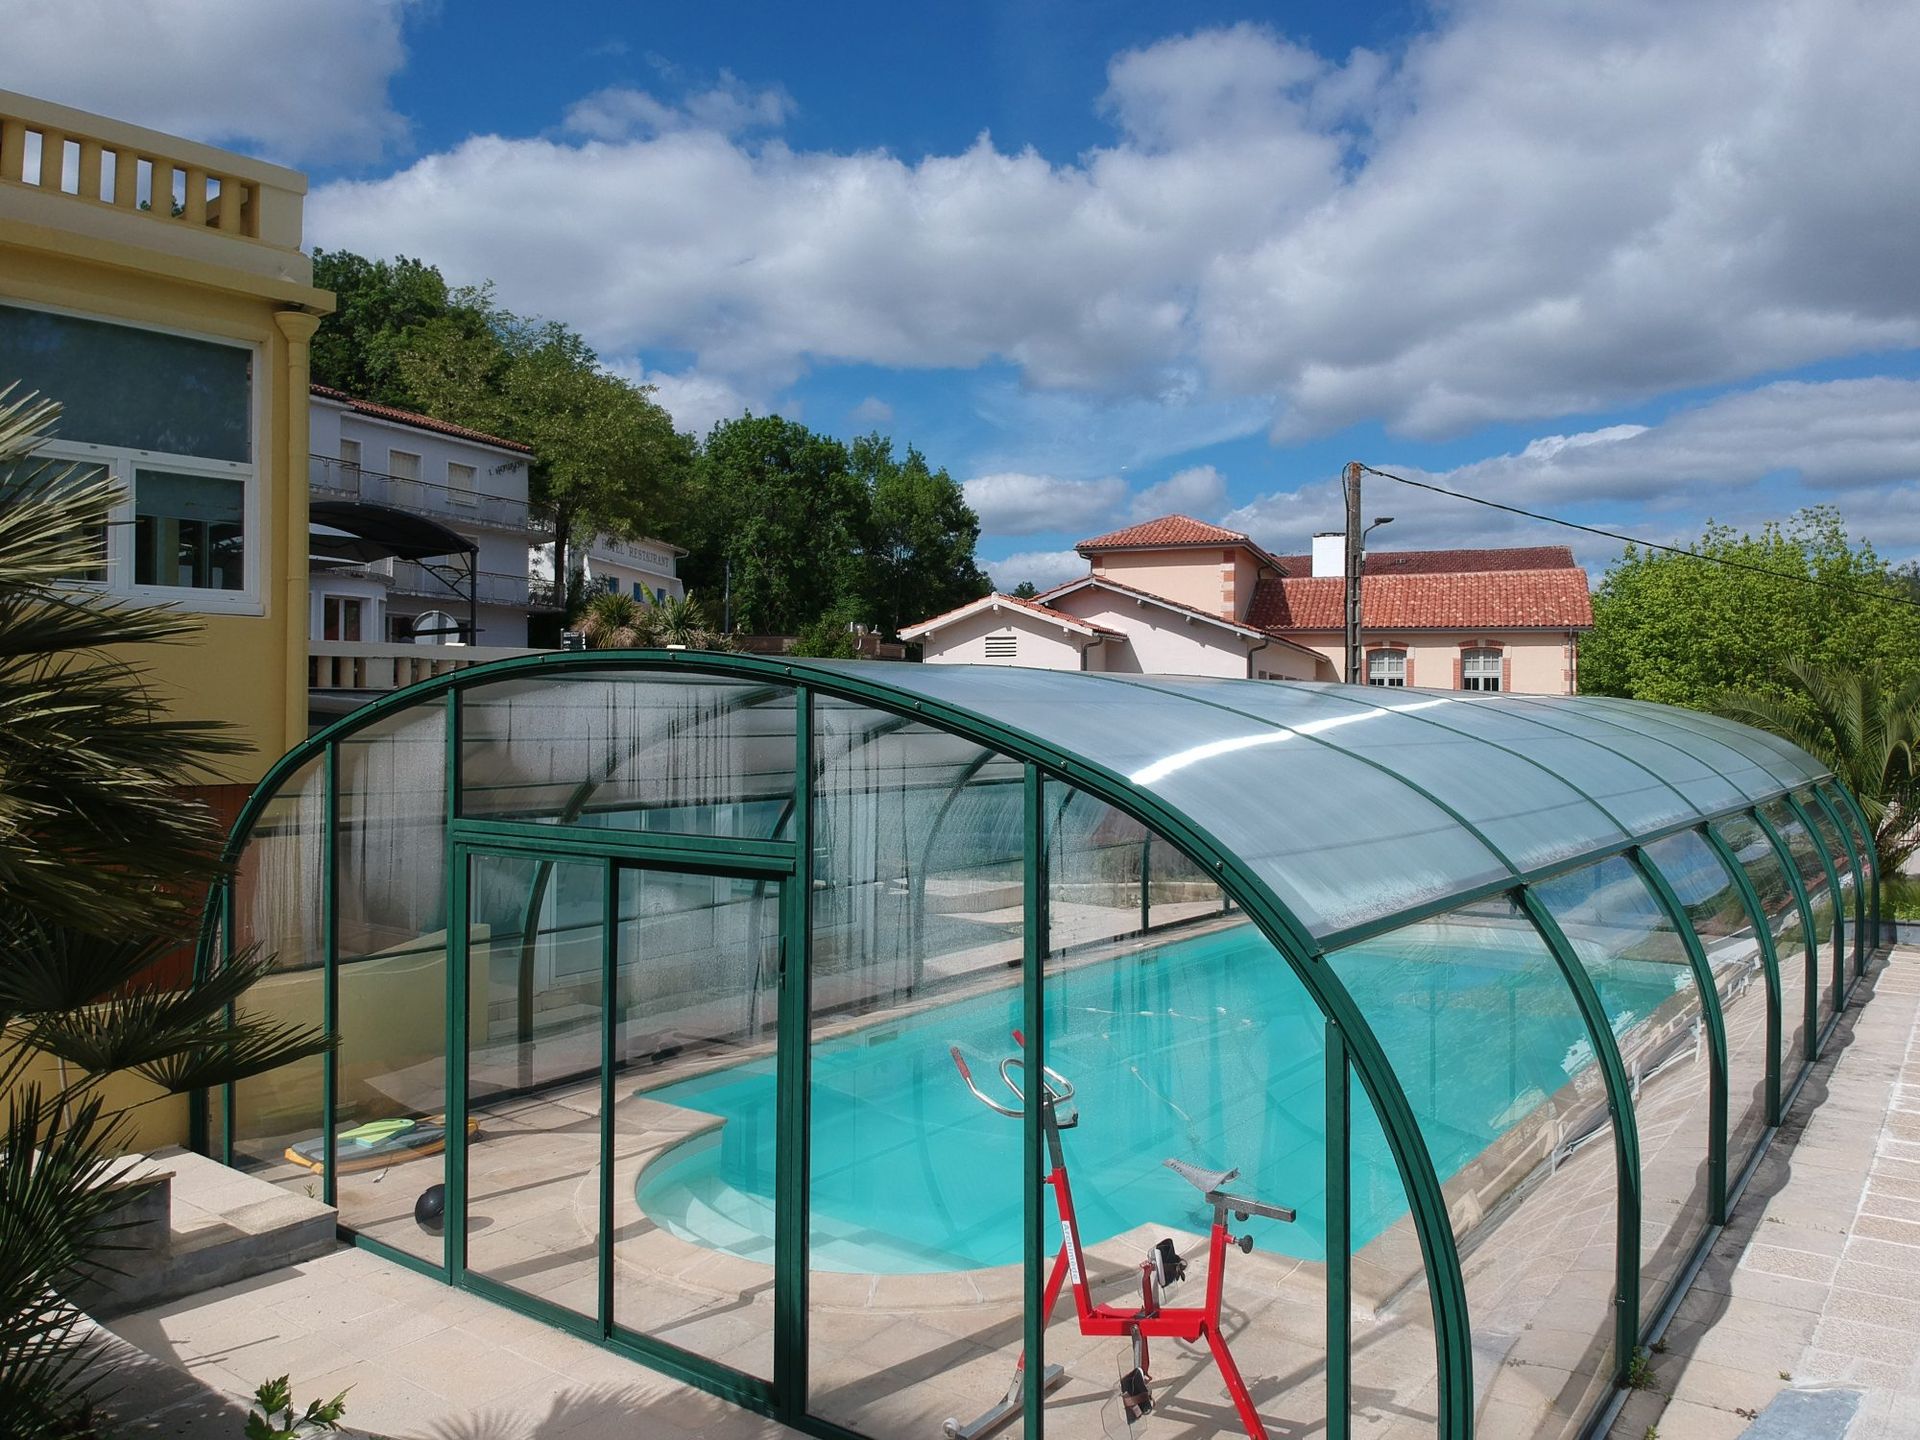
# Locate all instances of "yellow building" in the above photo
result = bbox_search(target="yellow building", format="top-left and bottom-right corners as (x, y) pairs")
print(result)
(0, 88), (333, 813)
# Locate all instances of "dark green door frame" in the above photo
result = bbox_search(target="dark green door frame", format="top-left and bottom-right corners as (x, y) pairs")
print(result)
(1784, 793), (1847, 1020)
(1810, 787), (1867, 982)
(1702, 824), (1785, 1133)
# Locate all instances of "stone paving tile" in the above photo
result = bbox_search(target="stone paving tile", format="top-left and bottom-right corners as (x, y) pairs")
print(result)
(1613, 946), (1920, 1440)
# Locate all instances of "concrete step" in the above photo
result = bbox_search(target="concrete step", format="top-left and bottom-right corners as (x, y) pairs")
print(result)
(76, 1145), (338, 1318)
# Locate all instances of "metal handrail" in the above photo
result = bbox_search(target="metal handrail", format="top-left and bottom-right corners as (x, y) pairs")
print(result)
(309, 454), (553, 536)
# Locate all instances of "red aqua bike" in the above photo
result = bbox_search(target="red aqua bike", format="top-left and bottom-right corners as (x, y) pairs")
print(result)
(946, 1032), (1294, 1440)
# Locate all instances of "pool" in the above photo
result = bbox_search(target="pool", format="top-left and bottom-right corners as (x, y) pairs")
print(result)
(635, 922), (1680, 1274)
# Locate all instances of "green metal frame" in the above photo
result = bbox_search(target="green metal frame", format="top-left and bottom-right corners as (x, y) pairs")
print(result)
(1630, 850), (1730, 1226)
(1809, 787), (1867, 978)
(1518, 888), (1642, 1383)
(1783, 792), (1846, 1021)
(1751, 807), (1822, 1067)
(193, 650), (1876, 1440)
(1701, 823), (1785, 1224)
(1828, 782), (1882, 956)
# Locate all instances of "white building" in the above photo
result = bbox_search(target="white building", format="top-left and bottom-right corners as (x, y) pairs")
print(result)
(532, 532), (687, 611)
(306, 386), (556, 720)
(904, 515), (1592, 692)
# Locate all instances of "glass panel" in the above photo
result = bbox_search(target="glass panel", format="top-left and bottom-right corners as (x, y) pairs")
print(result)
(465, 852), (605, 1323)
(134, 469), (244, 590)
(0, 302), (253, 461)
(1534, 858), (1708, 1327)
(1642, 830), (1768, 1179)
(1349, 1072), (1439, 1438)
(804, 704), (1030, 1435)
(1331, 896), (1615, 1440)
(615, 866), (780, 1379)
(1763, 800), (1837, 1022)
(1047, 786), (1148, 953)
(855, 664), (1510, 937)
(1824, 784), (1876, 952)
(1491, 695), (1748, 816)
(1109, 679), (1626, 874)
(460, 672), (795, 836)
(1568, 697), (1786, 803)
(1803, 794), (1858, 973)
(334, 706), (449, 1263)
(228, 759), (326, 1190)
(1715, 815), (1810, 1079)
(1423, 692), (1698, 836)
(1042, 781), (1329, 1439)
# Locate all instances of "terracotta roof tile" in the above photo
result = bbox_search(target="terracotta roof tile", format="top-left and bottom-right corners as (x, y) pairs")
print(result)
(1038, 573), (1319, 653)
(1076, 515), (1252, 552)
(1269, 545), (1578, 577)
(1246, 569), (1593, 632)
(311, 384), (534, 455)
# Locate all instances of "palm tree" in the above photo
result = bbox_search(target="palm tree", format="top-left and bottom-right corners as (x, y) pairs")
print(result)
(1714, 658), (1920, 873)
(647, 591), (728, 650)
(0, 388), (334, 1434)
(576, 587), (647, 649)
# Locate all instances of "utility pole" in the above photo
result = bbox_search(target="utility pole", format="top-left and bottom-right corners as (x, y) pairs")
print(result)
(1343, 461), (1363, 683)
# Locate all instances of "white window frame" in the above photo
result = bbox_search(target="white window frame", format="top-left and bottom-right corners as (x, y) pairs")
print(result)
(1462, 647), (1503, 692)
(15, 301), (263, 616)
(1366, 649), (1407, 687)
(446, 460), (477, 505)
(387, 448), (421, 482)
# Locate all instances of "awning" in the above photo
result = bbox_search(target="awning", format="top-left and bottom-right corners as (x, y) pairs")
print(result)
(309, 500), (479, 565)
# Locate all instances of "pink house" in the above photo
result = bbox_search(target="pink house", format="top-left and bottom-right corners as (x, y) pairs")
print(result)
(901, 515), (1593, 693)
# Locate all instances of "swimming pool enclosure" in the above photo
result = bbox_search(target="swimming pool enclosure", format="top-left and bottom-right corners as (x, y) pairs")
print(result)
(201, 655), (1883, 1440)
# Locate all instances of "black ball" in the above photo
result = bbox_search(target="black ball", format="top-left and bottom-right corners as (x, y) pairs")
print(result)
(415, 1183), (446, 1233)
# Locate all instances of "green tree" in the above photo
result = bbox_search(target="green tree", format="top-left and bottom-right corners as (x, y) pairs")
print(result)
(1715, 660), (1920, 872)
(1011, 581), (1040, 600)
(1583, 508), (1920, 709)
(309, 251), (465, 406)
(850, 433), (990, 637)
(393, 301), (690, 591)
(0, 391), (332, 1433)
(681, 415), (866, 634)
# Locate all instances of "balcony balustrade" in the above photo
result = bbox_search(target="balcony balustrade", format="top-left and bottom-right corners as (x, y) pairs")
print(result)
(310, 454), (553, 536)
(1, 89), (308, 280)
(309, 640), (543, 695)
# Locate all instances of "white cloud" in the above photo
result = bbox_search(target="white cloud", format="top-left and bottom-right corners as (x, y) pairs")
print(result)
(848, 396), (894, 428)
(963, 473), (1128, 536)
(0, 0), (413, 166)
(1129, 464), (1226, 521)
(600, 358), (758, 436)
(305, 4), (1920, 439)
(986, 550), (1088, 592)
(565, 72), (794, 141)
(1225, 375), (1920, 571)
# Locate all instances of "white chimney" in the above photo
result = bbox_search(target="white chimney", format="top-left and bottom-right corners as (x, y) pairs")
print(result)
(1311, 532), (1344, 579)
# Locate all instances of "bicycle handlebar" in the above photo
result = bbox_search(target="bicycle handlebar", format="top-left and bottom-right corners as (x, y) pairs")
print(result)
(949, 1035), (1077, 1118)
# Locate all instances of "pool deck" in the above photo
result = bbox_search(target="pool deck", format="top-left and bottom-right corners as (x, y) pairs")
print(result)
(102, 943), (1920, 1439)
(1609, 942), (1920, 1440)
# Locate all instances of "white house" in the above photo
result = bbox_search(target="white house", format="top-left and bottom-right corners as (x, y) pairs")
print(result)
(308, 385), (556, 649)
(531, 532), (687, 610)
(905, 515), (1593, 692)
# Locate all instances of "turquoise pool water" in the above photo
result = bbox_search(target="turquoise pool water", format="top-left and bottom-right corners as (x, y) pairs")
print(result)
(635, 924), (1680, 1274)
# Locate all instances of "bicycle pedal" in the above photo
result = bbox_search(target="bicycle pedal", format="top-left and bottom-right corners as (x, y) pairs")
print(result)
(1119, 1367), (1153, 1421)
(1150, 1236), (1187, 1287)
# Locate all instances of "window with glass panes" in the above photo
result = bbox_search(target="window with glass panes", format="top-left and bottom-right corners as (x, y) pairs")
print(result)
(1, 302), (256, 607)
(1461, 647), (1502, 691)
(1367, 649), (1406, 686)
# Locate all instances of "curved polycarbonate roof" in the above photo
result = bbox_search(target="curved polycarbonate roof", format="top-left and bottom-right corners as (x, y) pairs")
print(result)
(798, 663), (1837, 940)
(249, 656), (1839, 946)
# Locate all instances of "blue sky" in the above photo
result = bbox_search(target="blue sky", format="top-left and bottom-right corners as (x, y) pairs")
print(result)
(9, 0), (1920, 589)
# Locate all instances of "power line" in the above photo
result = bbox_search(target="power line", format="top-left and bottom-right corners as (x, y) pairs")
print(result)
(1357, 463), (1920, 613)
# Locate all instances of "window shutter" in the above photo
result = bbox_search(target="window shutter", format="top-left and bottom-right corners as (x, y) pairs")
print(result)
(1452, 657), (1463, 689)
(1502, 656), (1513, 690)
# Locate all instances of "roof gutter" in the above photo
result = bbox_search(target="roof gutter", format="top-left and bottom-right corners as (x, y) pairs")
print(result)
(1245, 631), (1271, 679)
